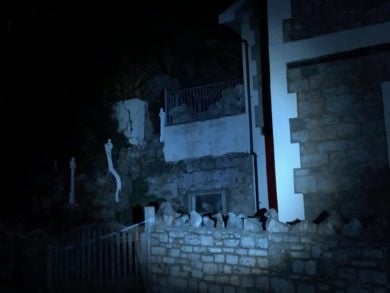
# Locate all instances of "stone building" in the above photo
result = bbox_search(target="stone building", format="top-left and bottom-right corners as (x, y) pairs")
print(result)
(219, 0), (390, 222)
(114, 0), (389, 224)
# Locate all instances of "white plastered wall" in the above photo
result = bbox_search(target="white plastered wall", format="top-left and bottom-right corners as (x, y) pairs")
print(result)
(162, 114), (249, 162)
(113, 98), (147, 145)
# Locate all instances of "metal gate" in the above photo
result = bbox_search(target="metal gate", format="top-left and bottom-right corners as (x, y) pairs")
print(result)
(47, 223), (144, 292)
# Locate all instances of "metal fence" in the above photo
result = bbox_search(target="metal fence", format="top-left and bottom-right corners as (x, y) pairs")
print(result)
(164, 78), (245, 125)
(47, 223), (144, 292)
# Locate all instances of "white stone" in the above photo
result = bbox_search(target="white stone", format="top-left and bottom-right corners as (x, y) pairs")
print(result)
(226, 212), (244, 229)
(156, 201), (179, 226)
(190, 210), (202, 228)
(214, 213), (225, 228)
(243, 218), (262, 232)
(112, 98), (153, 145)
(266, 217), (290, 233)
(290, 220), (318, 233)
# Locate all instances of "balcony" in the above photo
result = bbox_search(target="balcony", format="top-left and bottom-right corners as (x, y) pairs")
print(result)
(164, 78), (245, 126)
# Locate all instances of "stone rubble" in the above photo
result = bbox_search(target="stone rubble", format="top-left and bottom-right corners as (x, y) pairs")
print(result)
(189, 210), (202, 228)
(154, 201), (375, 239)
(155, 201), (180, 226)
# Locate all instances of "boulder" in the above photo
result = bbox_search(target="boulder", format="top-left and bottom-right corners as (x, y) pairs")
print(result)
(156, 201), (179, 226)
(265, 209), (290, 232)
(226, 212), (244, 229)
(318, 222), (336, 235)
(173, 214), (190, 227)
(202, 216), (215, 228)
(266, 217), (290, 233)
(243, 218), (262, 232)
(190, 210), (202, 228)
(290, 220), (318, 233)
(327, 211), (344, 231)
(213, 213), (225, 228)
(342, 218), (362, 237)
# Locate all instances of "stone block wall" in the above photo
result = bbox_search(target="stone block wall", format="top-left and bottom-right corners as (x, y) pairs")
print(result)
(149, 225), (389, 292)
(287, 50), (390, 220)
(118, 143), (255, 215)
(284, 0), (390, 41)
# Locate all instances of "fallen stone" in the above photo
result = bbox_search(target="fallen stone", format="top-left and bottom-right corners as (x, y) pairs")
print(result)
(202, 216), (215, 228)
(266, 217), (290, 233)
(342, 218), (362, 237)
(226, 212), (244, 229)
(156, 201), (179, 226)
(266, 209), (279, 221)
(190, 210), (202, 228)
(327, 211), (344, 231)
(173, 214), (190, 227)
(290, 220), (318, 233)
(243, 218), (262, 232)
(317, 222), (336, 235)
(265, 209), (289, 232)
(213, 213), (225, 228)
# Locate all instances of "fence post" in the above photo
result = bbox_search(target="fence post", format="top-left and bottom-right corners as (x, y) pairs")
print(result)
(144, 206), (155, 233)
(141, 206), (155, 292)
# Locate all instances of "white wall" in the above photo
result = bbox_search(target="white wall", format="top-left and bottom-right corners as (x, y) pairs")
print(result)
(162, 114), (249, 162)
(268, 0), (304, 222)
(113, 98), (147, 145)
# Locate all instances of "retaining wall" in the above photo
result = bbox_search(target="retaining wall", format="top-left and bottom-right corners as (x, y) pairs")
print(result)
(149, 225), (389, 292)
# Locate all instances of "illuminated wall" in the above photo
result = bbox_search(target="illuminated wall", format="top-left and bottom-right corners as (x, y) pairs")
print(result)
(162, 114), (249, 162)
(112, 98), (153, 145)
(149, 225), (389, 292)
(267, 0), (390, 222)
(289, 51), (390, 220)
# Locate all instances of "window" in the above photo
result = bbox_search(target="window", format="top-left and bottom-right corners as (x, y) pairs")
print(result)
(188, 190), (227, 215)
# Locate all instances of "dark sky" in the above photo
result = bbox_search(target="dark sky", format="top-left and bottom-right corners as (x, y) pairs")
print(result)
(2, 0), (235, 168)
(1, 0), (237, 223)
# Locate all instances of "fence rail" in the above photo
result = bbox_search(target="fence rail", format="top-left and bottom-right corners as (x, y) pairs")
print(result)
(47, 223), (144, 292)
(164, 78), (245, 125)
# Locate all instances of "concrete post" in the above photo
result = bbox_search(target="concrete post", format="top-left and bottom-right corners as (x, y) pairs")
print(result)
(142, 206), (155, 292)
(69, 157), (76, 205)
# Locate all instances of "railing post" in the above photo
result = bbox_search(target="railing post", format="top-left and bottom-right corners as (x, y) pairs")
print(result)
(164, 89), (169, 126)
(159, 108), (165, 143)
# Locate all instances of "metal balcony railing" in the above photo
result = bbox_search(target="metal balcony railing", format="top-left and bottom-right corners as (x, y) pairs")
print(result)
(164, 78), (245, 125)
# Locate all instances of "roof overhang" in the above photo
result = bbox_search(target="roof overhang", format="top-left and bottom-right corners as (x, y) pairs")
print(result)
(218, 0), (247, 33)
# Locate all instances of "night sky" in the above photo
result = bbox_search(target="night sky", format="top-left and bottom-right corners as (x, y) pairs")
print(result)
(2, 0), (235, 219)
(3, 0), (234, 148)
